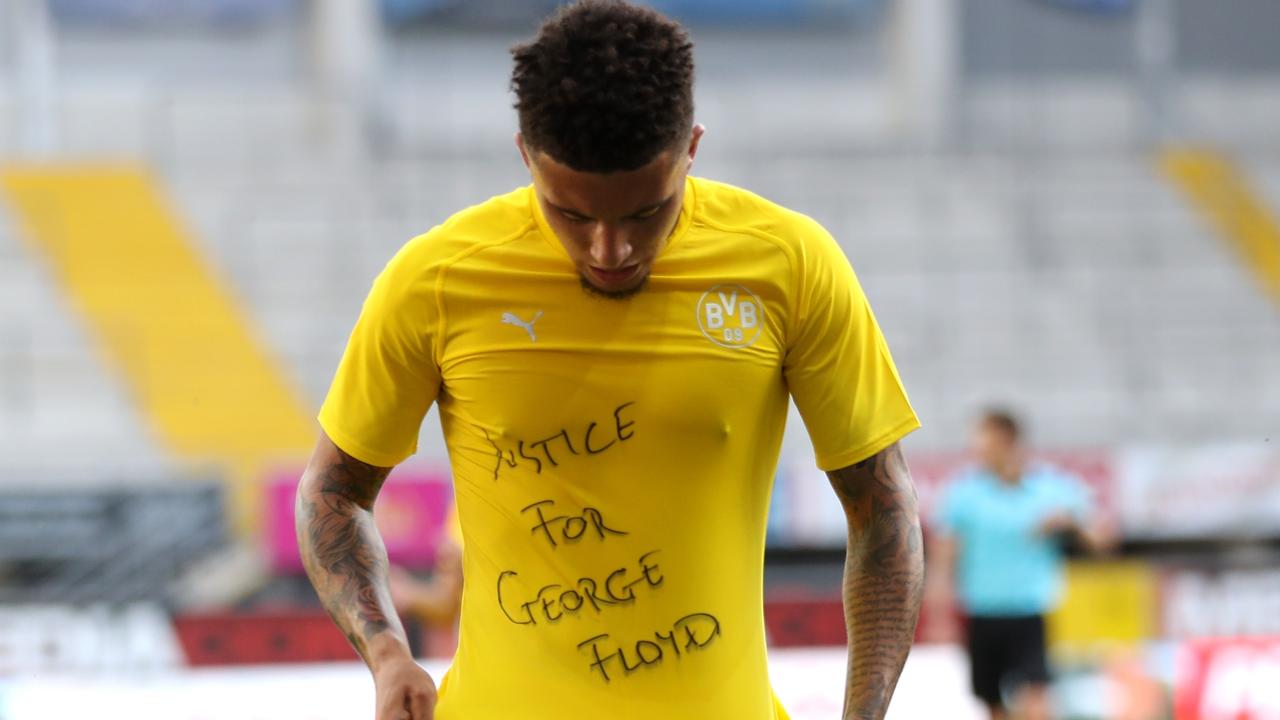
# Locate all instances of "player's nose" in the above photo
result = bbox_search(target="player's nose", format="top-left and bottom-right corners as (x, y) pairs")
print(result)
(588, 224), (632, 267)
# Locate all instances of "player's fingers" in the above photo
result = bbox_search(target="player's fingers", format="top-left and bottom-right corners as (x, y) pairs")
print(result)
(407, 684), (434, 719)
(377, 692), (412, 720)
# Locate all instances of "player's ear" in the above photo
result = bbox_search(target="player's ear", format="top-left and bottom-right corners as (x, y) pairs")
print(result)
(515, 133), (532, 170)
(686, 124), (706, 169)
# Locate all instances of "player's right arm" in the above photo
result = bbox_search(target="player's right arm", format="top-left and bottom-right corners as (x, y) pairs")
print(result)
(297, 433), (437, 720)
(300, 233), (445, 719)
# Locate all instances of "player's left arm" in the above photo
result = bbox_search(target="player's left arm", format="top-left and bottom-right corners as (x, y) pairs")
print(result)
(1036, 484), (1117, 554)
(781, 215), (923, 717)
(1074, 516), (1117, 554)
(826, 441), (924, 720)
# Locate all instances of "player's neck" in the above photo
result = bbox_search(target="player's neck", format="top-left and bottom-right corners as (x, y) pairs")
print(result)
(992, 455), (1024, 485)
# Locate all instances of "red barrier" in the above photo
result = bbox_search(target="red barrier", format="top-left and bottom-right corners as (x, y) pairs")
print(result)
(764, 592), (953, 647)
(174, 612), (357, 666)
(764, 595), (847, 647)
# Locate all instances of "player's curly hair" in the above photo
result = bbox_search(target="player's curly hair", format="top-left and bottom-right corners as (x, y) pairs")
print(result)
(511, 0), (695, 173)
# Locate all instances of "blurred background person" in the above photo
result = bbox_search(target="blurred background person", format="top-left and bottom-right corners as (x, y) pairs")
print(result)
(388, 504), (464, 659)
(926, 409), (1114, 720)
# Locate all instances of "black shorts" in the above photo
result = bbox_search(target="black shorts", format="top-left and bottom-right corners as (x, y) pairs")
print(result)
(965, 614), (1050, 706)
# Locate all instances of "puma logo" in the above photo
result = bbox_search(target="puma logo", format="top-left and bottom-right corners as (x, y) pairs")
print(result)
(501, 311), (543, 343)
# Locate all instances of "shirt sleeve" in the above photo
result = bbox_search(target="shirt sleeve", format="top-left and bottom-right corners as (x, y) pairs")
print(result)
(318, 236), (441, 467)
(783, 219), (920, 471)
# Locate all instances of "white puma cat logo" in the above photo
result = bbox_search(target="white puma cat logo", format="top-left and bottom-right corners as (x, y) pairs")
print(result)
(501, 310), (543, 343)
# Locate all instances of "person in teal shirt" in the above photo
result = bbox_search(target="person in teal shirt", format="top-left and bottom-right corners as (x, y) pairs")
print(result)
(926, 409), (1112, 720)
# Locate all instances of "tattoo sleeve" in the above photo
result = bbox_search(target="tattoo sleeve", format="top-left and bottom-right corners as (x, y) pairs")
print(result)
(826, 442), (924, 720)
(295, 440), (408, 668)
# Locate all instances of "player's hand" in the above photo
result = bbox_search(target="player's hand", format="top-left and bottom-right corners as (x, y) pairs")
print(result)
(1036, 510), (1077, 537)
(373, 656), (437, 720)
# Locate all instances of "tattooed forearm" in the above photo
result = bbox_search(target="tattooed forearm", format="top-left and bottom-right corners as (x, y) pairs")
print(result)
(827, 443), (924, 720)
(296, 439), (408, 668)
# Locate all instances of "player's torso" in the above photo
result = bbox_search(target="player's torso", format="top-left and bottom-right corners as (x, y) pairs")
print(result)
(431, 215), (796, 718)
(957, 474), (1067, 614)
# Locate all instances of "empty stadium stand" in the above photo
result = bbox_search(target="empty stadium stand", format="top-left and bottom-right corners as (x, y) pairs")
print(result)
(1, 23), (1277, 482)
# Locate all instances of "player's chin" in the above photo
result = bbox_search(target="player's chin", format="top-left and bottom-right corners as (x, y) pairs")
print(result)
(579, 267), (650, 300)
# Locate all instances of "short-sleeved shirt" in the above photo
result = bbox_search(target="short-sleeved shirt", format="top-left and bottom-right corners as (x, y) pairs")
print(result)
(934, 464), (1093, 617)
(319, 177), (919, 720)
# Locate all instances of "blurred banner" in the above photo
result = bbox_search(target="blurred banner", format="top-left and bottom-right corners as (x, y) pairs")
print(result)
(1162, 567), (1280, 640)
(263, 467), (453, 574)
(647, 0), (881, 24)
(0, 604), (183, 674)
(1033, 0), (1135, 13)
(771, 444), (1280, 548)
(1175, 638), (1280, 720)
(777, 450), (1114, 548)
(45, 0), (882, 27)
(49, 0), (298, 24)
(1117, 445), (1280, 540)
(1049, 561), (1159, 650)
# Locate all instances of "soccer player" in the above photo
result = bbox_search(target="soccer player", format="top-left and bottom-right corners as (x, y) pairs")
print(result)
(926, 409), (1113, 720)
(296, 2), (922, 718)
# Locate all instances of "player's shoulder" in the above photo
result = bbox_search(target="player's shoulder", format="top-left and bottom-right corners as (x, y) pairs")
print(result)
(945, 465), (987, 494)
(691, 177), (836, 252)
(1028, 462), (1086, 492)
(383, 186), (537, 280)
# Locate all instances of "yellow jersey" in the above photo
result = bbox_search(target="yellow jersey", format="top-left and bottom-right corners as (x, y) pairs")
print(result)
(319, 177), (919, 719)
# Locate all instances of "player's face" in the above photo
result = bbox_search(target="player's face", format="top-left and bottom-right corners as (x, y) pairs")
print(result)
(519, 126), (704, 299)
(973, 422), (1015, 470)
